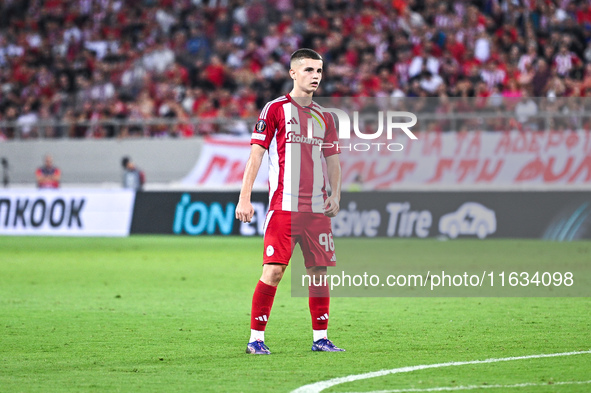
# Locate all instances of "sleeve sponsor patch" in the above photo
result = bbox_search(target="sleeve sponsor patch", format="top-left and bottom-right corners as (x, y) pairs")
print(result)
(255, 120), (267, 133)
(251, 133), (266, 141)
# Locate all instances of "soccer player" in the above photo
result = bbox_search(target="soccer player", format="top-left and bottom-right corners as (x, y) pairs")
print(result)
(235, 48), (344, 354)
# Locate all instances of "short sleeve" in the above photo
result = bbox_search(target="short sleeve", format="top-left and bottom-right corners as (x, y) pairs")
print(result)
(250, 103), (277, 150)
(322, 112), (340, 157)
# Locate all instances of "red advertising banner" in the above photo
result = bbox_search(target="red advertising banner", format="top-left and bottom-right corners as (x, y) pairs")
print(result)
(181, 135), (269, 189)
(182, 131), (591, 189)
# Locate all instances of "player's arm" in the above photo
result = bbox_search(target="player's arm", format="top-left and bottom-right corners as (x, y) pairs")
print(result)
(324, 154), (341, 218)
(236, 144), (266, 223)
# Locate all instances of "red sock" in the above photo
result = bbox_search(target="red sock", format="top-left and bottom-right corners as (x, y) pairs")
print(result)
(250, 280), (277, 331)
(309, 282), (330, 330)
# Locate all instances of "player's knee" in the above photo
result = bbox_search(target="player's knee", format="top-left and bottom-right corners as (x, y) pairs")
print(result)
(261, 264), (286, 286)
(306, 266), (327, 276)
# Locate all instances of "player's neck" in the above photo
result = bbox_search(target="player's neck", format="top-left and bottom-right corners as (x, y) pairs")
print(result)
(289, 89), (313, 107)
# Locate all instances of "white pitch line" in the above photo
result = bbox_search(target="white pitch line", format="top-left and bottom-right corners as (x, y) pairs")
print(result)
(291, 350), (591, 393)
(341, 380), (591, 393)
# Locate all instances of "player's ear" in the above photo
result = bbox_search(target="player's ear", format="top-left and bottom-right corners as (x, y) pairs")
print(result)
(289, 68), (296, 80)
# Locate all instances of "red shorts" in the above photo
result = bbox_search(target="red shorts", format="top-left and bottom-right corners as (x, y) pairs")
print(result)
(263, 211), (336, 268)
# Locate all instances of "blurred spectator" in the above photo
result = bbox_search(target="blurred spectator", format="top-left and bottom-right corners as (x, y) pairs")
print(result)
(90, 72), (115, 102)
(36, 155), (61, 189)
(186, 27), (211, 61)
(515, 90), (539, 130)
(121, 156), (145, 191)
(532, 59), (552, 97)
(419, 71), (443, 94)
(38, 104), (58, 138)
(554, 45), (582, 77)
(15, 103), (38, 139)
(0, 0), (590, 139)
(502, 79), (523, 110)
(518, 45), (538, 74)
(408, 43), (440, 79)
(474, 29), (491, 63)
(1, 157), (8, 187)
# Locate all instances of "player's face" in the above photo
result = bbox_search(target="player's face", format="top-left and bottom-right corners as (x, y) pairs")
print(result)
(290, 58), (323, 95)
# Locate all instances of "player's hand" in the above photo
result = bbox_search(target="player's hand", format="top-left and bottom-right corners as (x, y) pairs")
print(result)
(235, 199), (255, 223)
(323, 196), (340, 217)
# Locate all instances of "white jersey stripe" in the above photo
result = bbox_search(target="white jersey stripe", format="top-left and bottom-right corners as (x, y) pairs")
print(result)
(261, 96), (288, 120)
(260, 99), (277, 119)
(289, 143), (301, 211)
(260, 102), (272, 120)
(282, 103), (299, 211)
(268, 136), (279, 208)
(282, 103), (292, 211)
(283, 139), (293, 211)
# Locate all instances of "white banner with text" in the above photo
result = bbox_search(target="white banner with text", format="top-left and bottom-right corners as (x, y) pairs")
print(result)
(0, 189), (136, 236)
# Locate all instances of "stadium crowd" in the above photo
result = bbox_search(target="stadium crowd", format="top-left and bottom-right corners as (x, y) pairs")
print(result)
(1, 0), (591, 139)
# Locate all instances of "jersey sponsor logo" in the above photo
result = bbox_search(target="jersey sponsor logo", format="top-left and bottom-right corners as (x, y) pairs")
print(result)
(255, 120), (267, 133)
(251, 133), (266, 141)
(286, 131), (324, 146)
(266, 245), (274, 256)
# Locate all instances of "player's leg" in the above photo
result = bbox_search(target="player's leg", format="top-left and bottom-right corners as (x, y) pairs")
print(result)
(260, 263), (287, 286)
(251, 263), (286, 336)
(247, 263), (286, 355)
(247, 211), (293, 355)
(301, 213), (344, 352)
(307, 265), (330, 340)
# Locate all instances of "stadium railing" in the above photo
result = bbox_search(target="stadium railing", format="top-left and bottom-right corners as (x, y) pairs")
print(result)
(2, 107), (590, 139)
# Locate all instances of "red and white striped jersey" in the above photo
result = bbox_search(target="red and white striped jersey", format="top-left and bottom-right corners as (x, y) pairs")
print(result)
(394, 61), (410, 86)
(480, 68), (506, 90)
(517, 53), (535, 73)
(434, 14), (456, 29)
(554, 52), (580, 76)
(251, 94), (339, 213)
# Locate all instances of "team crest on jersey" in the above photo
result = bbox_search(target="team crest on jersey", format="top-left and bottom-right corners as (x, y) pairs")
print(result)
(255, 120), (267, 133)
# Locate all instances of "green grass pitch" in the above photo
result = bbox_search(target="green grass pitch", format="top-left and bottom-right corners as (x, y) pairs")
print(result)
(0, 236), (590, 393)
